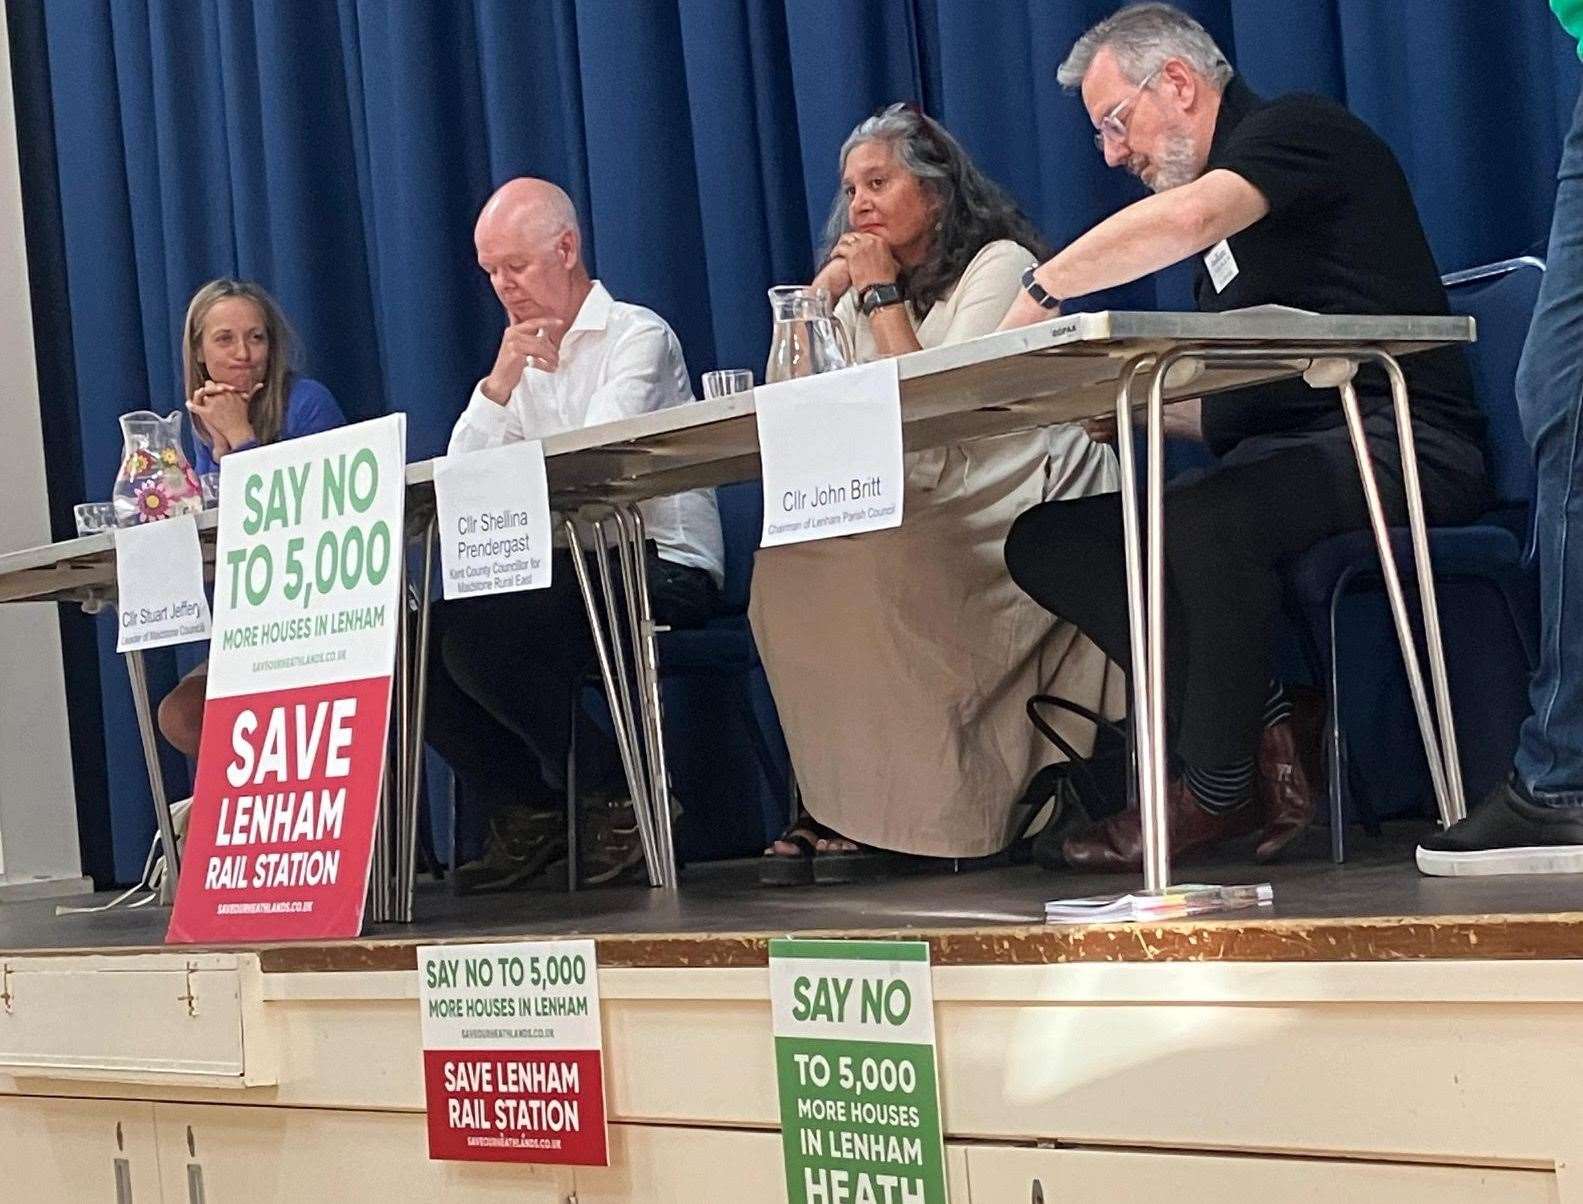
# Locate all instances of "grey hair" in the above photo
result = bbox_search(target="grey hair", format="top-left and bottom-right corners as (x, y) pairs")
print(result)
(1057, 2), (1234, 91)
(820, 104), (1050, 316)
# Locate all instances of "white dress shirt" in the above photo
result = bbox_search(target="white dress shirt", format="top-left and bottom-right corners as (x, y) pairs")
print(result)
(451, 281), (724, 586)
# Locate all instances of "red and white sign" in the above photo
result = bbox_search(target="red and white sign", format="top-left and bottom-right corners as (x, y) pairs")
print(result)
(419, 939), (608, 1165)
(167, 415), (407, 943)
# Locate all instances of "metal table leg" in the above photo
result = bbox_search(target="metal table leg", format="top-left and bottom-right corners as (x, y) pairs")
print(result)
(590, 521), (650, 809)
(1055, 338), (1475, 918)
(1143, 359), (1179, 896)
(1166, 344), (1466, 832)
(124, 649), (181, 903)
(402, 517), (437, 918)
(1336, 352), (1466, 827)
(388, 539), (410, 922)
(369, 758), (394, 923)
(590, 516), (663, 885)
(1110, 356), (1165, 891)
(367, 518), (439, 926)
(1135, 344), (1466, 838)
(1374, 352), (1466, 823)
(564, 519), (664, 887)
(617, 505), (677, 887)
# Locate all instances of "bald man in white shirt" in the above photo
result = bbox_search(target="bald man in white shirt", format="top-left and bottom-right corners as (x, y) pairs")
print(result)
(426, 178), (724, 894)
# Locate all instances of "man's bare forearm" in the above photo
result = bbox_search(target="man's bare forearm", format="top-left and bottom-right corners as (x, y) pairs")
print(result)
(999, 170), (1270, 329)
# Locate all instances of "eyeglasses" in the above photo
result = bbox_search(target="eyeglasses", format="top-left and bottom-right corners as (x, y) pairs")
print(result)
(1092, 66), (1161, 152)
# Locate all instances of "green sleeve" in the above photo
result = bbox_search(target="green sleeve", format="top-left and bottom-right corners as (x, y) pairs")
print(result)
(1553, 0), (1583, 59)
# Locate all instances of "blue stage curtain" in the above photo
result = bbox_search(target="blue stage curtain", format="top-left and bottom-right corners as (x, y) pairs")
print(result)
(13, 0), (1579, 880)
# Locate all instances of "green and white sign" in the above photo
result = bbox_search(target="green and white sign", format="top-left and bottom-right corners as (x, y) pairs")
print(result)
(770, 938), (947, 1204)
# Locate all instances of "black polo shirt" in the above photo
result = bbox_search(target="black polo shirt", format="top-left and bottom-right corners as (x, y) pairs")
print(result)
(1193, 76), (1482, 459)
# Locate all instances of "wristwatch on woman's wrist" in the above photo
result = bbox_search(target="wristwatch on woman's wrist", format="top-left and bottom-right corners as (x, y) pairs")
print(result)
(1020, 266), (1061, 311)
(859, 282), (903, 316)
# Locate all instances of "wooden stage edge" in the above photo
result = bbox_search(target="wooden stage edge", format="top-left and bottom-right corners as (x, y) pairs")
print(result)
(8, 827), (1583, 972)
(248, 910), (1583, 975)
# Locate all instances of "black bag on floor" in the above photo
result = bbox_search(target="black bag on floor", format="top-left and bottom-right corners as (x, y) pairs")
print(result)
(1012, 695), (1131, 870)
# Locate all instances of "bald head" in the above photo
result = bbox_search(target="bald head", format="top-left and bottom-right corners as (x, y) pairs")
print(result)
(474, 177), (591, 328)
(476, 177), (582, 247)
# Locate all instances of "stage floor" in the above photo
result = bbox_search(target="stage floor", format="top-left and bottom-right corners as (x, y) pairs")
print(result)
(6, 822), (1583, 968)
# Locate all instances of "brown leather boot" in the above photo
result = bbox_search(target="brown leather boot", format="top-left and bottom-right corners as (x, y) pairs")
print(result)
(1253, 686), (1327, 863)
(1062, 777), (1260, 871)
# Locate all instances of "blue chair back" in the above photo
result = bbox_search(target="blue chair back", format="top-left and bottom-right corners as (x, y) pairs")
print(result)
(1442, 258), (1544, 509)
(713, 481), (764, 614)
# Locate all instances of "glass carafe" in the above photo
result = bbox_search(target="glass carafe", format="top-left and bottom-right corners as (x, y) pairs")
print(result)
(112, 409), (203, 527)
(764, 285), (854, 384)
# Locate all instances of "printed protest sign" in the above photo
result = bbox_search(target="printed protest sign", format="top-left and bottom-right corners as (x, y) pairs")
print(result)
(115, 513), (212, 652)
(432, 440), (553, 599)
(770, 938), (948, 1204)
(167, 415), (406, 943)
(419, 939), (608, 1165)
(756, 359), (904, 547)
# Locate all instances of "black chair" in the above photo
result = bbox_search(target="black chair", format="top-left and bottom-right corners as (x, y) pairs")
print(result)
(1280, 258), (1543, 861)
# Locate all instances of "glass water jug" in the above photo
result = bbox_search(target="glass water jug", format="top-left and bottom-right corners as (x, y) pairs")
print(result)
(764, 285), (854, 384)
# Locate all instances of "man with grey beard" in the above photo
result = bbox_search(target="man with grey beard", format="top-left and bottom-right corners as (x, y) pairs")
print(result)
(1000, 3), (1489, 870)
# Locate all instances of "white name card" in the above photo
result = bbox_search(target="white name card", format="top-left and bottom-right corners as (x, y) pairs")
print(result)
(755, 359), (904, 548)
(433, 440), (553, 600)
(1204, 239), (1239, 293)
(115, 514), (213, 652)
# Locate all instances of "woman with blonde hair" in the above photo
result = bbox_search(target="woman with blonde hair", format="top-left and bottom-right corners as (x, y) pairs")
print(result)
(157, 279), (346, 755)
(179, 278), (344, 475)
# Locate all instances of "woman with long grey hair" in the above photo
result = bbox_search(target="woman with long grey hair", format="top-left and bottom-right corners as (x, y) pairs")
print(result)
(752, 104), (1123, 884)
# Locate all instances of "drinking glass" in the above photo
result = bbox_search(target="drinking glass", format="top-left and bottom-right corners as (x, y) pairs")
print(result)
(703, 369), (754, 399)
(73, 501), (116, 536)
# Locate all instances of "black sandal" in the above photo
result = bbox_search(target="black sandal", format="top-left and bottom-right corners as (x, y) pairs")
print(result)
(760, 816), (832, 887)
(813, 843), (929, 885)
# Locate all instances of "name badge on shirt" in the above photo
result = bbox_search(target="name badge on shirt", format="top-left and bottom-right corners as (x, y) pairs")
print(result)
(1204, 239), (1239, 293)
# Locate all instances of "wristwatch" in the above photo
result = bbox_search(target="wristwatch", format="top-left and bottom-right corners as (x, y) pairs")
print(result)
(859, 282), (904, 316)
(1020, 266), (1061, 311)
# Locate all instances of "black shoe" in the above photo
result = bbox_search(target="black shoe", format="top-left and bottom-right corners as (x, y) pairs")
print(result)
(454, 808), (567, 895)
(1417, 778), (1583, 877)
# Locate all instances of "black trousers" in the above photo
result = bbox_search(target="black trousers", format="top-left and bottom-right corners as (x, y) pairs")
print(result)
(1004, 414), (1489, 773)
(424, 546), (719, 822)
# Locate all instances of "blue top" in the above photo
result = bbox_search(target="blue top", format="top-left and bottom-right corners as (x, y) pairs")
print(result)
(192, 375), (347, 476)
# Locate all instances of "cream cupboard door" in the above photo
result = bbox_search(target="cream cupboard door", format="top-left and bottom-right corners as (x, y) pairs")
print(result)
(571, 1124), (787, 1202)
(570, 1126), (972, 1202)
(0, 1096), (161, 1202)
(153, 1103), (571, 1202)
(964, 1146), (1560, 1204)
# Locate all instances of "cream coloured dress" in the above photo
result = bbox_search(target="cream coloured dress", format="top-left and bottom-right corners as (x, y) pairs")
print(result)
(748, 239), (1125, 858)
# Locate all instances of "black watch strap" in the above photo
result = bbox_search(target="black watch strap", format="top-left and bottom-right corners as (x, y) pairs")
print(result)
(1020, 266), (1060, 311)
(859, 282), (904, 316)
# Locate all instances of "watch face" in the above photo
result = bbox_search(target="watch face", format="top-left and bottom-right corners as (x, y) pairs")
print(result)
(864, 284), (901, 315)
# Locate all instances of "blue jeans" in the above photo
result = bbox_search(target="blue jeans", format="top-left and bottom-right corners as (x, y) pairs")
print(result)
(1514, 86), (1583, 805)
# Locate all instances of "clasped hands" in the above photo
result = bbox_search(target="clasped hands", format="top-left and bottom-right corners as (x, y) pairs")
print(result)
(188, 380), (261, 455)
(811, 230), (899, 304)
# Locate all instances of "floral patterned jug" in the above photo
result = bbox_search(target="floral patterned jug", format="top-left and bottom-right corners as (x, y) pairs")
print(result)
(112, 410), (203, 527)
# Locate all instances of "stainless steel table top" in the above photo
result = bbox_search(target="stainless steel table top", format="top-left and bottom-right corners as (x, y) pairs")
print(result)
(0, 309), (1474, 606)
